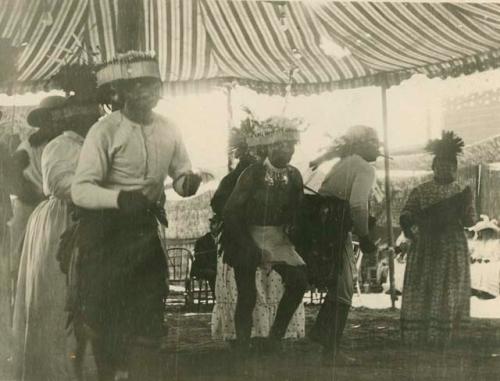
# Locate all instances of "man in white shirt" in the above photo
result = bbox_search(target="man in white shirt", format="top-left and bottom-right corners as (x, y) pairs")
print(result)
(71, 52), (201, 381)
(308, 125), (379, 366)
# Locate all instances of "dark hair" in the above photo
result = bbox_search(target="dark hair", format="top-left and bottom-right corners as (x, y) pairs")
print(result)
(97, 83), (124, 111)
(28, 129), (53, 147)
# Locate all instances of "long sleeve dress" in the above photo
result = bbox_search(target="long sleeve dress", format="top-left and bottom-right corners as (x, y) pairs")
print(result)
(400, 180), (476, 346)
(8, 141), (46, 284)
(13, 131), (84, 381)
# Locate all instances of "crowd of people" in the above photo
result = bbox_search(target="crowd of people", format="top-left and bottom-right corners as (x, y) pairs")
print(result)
(1, 50), (479, 380)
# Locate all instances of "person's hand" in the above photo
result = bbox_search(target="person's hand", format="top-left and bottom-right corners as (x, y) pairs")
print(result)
(309, 159), (321, 171)
(117, 190), (150, 214)
(183, 172), (202, 196)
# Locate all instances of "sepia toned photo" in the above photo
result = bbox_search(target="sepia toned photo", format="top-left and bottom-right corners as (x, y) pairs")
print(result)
(0, 0), (499, 380)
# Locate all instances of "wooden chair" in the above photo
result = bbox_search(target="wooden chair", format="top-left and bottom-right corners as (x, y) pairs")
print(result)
(188, 275), (215, 312)
(165, 247), (193, 306)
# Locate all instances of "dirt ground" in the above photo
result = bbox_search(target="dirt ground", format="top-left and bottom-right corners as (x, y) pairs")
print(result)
(160, 306), (500, 381)
(1, 304), (499, 381)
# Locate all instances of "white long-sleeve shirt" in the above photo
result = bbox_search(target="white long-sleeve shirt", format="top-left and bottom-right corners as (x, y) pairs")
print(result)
(71, 111), (192, 210)
(318, 154), (376, 237)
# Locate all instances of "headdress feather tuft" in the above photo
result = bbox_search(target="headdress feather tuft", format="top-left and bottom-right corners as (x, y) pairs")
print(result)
(426, 130), (464, 159)
(50, 63), (97, 100)
(234, 108), (303, 147)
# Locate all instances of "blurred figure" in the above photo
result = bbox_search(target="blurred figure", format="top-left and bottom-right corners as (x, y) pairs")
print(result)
(469, 215), (500, 299)
(308, 125), (380, 366)
(190, 218), (219, 292)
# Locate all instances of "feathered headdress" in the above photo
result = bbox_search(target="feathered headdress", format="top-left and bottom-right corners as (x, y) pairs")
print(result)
(236, 107), (303, 148)
(95, 50), (160, 87)
(50, 63), (97, 100)
(425, 130), (464, 159)
(49, 63), (102, 122)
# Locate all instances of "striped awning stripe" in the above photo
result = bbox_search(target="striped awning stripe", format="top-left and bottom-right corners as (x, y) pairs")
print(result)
(2, 1), (500, 95)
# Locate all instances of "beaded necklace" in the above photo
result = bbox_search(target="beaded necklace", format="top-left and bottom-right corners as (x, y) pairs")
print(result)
(263, 158), (289, 187)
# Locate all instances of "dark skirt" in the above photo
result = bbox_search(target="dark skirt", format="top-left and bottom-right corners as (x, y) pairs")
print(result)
(76, 209), (167, 343)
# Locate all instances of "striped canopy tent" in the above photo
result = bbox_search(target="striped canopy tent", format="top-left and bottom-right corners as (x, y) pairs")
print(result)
(1, 0), (500, 95)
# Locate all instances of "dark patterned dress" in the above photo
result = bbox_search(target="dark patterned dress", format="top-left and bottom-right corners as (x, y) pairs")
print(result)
(400, 180), (476, 346)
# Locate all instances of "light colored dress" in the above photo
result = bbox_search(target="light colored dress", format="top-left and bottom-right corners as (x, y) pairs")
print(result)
(8, 141), (46, 280)
(470, 239), (500, 297)
(211, 254), (305, 340)
(13, 131), (83, 381)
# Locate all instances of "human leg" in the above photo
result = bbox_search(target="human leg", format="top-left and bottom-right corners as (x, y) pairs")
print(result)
(311, 236), (355, 363)
(233, 265), (257, 346)
(269, 265), (308, 340)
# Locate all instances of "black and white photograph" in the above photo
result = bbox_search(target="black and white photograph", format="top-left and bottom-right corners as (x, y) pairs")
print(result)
(0, 0), (499, 380)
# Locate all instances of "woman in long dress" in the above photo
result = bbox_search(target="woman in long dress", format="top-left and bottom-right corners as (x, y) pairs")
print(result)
(8, 96), (65, 285)
(13, 101), (100, 380)
(211, 117), (305, 343)
(400, 131), (476, 347)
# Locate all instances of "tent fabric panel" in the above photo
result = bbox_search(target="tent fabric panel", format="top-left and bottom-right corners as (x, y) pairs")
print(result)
(2, 1), (500, 95)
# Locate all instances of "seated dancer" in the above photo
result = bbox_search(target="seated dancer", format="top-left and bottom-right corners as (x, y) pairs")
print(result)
(308, 125), (379, 365)
(13, 64), (102, 381)
(222, 115), (307, 350)
(400, 131), (476, 347)
(71, 51), (202, 381)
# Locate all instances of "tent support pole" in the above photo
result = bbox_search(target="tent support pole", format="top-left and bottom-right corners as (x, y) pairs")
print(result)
(226, 84), (233, 172)
(381, 85), (397, 309)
